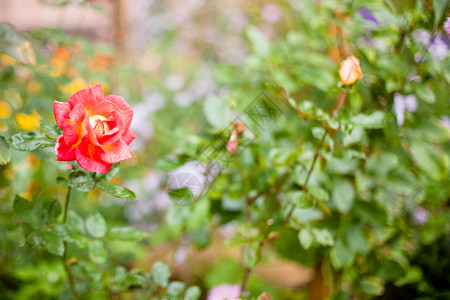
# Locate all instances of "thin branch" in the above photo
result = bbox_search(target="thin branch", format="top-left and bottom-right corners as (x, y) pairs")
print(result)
(240, 267), (252, 297)
(62, 186), (77, 297)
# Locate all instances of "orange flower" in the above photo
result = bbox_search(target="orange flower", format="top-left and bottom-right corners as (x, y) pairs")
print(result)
(339, 55), (363, 85)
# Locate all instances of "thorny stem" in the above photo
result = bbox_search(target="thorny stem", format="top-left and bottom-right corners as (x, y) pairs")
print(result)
(240, 267), (252, 297)
(240, 92), (348, 295)
(62, 186), (77, 297)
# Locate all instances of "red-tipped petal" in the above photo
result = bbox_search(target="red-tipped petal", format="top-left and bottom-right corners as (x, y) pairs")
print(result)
(54, 101), (71, 129)
(69, 103), (87, 123)
(99, 138), (133, 164)
(104, 95), (134, 130)
(75, 135), (111, 174)
(68, 84), (104, 110)
(121, 129), (136, 145)
(54, 135), (76, 161)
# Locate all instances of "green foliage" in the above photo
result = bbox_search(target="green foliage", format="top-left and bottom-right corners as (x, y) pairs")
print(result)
(96, 181), (136, 199)
(1, 0), (449, 299)
(9, 131), (55, 151)
(0, 135), (10, 165)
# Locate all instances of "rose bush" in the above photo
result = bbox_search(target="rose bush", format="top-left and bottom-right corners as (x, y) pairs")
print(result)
(53, 84), (135, 173)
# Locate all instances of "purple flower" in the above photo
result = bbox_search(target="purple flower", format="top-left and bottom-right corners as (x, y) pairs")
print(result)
(394, 93), (418, 126)
(444, 17), (450, 38)
(412, 30), (449, 61)
(412, 206), (429, 225)
(207, 284), (241, 300)
(359, 7), (378, 24)
(440, 115), (450, 129)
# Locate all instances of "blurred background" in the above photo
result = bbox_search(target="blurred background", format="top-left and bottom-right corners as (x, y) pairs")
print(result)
(0, 0), (449, 299)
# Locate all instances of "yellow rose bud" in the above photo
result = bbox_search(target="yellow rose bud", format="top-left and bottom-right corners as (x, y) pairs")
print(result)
(339, 55), (363, 85)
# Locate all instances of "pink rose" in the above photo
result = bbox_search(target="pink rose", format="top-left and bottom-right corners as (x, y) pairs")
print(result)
(53, 84), (136, 174)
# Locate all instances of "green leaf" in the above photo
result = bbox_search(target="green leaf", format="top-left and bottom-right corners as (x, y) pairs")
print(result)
(414, 84), (435, 104)
(18, 222), (33, 247)
(27, 230), (43, 248)
(66, 211), (86, 234)
(151, 261), (171, 288)
(243, 242), (260, 269)
(88, 240), (107, 264)
(168, 187), (195, 206)
(68, 171), (95, 192)
(0, 135), (11, 165)
(345, 224), (369, 254)
(291, 207), (323, 225)
(184, 286), (201, 300)
(224, 234), (246, 248)
(40, 123), (62, 139)
(359, 276), (385, 296)
(351, 111), (390, 129)
(9, 131), (55, 151)
(203, 94), (231, 128)
(42, 228), (65, 256)
(395, 266), (423, 286)
(330, 240), (354, 269)
(246, 26), (270, 56)
(167, 281), (186, 296)
(13, 195), (35, 224)
(108, 226), (149, 241)
(307, 185), (329, 202)
(332, 179), (355, 213)
(298, 228), (314, 249)
(432, 0), (447, 26)
(312, 228), (334, 246)
(85, 211), (107, 238)
(97, 181), (136, 199)
(410, 140), (448, 181)
(43, 199), (62, 223)
(0, 23), (36, 66)
(104, 163), (121, 181)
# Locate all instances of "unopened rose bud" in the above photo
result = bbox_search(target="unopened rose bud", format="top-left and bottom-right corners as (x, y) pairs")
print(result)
(339, 55), (363, 85)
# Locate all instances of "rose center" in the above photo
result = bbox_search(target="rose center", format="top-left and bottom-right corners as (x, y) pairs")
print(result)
(89, 115), (110, 135)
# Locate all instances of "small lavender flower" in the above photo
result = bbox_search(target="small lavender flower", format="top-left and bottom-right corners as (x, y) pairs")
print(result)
(440, 115), (450, 129)
(394, 93), (418, 126)
(429, 34), (450, 61)
(359, 7), (378, 24)
(412, 30), (449, 61)
(207, 284), (241, 300)
(444, 17), (450, 38)
(412, 206), (429, 225)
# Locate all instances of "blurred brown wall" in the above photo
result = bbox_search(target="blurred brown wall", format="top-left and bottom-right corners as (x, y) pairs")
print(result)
(0, 0), (128, 41)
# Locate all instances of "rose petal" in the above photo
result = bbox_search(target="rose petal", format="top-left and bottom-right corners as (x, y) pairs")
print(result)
(99, 138), (133, 164)
(54, 135), (77, 161)
(92, 100), (126, 145)
(53, 101), (71, 129)
(104, 95), (134, 130)
(75, 135), (111, 174)
(69, 103), (87, 123)
(121, 129), (137, 145)
(68, 84), (104, 110)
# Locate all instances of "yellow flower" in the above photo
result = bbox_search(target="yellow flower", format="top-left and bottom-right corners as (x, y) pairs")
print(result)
(16, 111), (41, 130)
(0, 54), (17, 67)
(339, 55), (363, 85)
(60, 77), (88, 96)
(0, 101), (12, 119)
